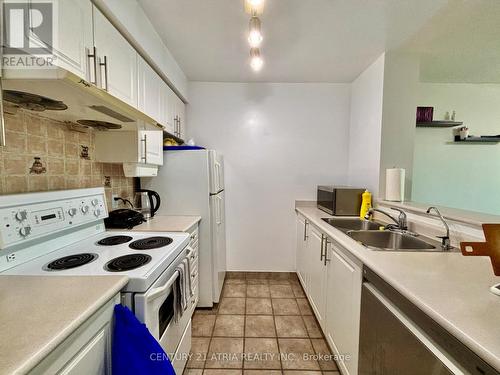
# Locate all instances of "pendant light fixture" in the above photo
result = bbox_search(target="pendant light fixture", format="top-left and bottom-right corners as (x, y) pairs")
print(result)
(244, 0), (265, 72)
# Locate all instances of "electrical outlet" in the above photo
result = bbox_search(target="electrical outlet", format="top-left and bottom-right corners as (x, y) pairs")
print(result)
(112, 194), (119, 209)
(6, 253), (16, 262)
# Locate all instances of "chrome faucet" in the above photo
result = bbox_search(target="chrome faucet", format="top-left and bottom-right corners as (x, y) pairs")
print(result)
(426, 207), (452, 251)
(365, 207), (408, 231)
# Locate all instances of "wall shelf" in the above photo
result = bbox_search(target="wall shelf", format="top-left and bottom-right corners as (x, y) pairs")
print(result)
(446, 137), (500, 144)
(416, 121), (463, 128)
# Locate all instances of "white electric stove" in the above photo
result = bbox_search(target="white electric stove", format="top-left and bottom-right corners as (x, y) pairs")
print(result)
(0, 188), (189, 293)
(1, 230), (190, 292)
(0, 188), (195, 372)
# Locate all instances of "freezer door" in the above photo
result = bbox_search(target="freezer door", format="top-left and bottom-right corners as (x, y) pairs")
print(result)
(210, 191), (227, 302)
(209, 150), (224, 194)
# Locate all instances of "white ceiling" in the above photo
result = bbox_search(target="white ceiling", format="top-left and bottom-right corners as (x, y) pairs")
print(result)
(401, 0), (500, 83)
(138, 0), (450, 83)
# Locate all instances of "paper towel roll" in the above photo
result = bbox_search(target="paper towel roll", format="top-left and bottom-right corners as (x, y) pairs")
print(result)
(385, 168), (405, 202)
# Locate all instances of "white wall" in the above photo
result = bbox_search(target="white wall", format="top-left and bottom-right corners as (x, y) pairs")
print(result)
(412, 83), (500, 214)
(94, 0), (188, 99)
(347, 54), (385, 195)
(379, 50), (420, 199)
(187, 82), (351, 271)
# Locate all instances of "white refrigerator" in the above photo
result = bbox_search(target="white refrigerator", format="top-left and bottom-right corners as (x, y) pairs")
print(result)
(141, 150), (226, 307)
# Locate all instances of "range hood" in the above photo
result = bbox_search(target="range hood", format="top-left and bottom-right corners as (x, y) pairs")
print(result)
(2, 67), (161, 131)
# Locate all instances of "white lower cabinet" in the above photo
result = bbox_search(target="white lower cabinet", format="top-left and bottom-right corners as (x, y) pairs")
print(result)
(325, 240), (363, 375)
(307, 225), (328, 329)
(29, 295), (119, 375)
(295, 213), (363, 375)
(296, 215), (308, 291)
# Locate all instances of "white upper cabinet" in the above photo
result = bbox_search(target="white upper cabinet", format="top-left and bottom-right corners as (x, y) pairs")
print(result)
(137, 56), (162, 124)
(161, 89), (186, 139)
(93, 6), (138, 107)
(172, 94), (186, 139)
(28, 0), (93, 80)
(94, 130), (163, 166)
(177, 98), (187, 140)
(140, 130), (163, 165)
(160, 83), (177, 135)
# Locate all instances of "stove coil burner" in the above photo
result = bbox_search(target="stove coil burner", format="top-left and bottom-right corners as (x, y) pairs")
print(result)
(105, 254), (152, 272)
(46, 253), (98, 271)
(129, 236), (173, 250)
(97, 235), (133, 246)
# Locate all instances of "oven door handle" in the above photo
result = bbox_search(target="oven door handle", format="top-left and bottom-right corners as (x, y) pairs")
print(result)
(147, 270), (179, 301)
(146, 246), (194, 301)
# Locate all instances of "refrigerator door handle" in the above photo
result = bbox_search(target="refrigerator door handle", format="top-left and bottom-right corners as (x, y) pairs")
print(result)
(216, 196), (222, 225)
(214, 162), (221, 192)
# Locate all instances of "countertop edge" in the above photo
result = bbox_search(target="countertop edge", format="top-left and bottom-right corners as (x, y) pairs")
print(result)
(295, 206), (500, 372)
(120, 215), (202, 233)
(16, 276), (128, 374)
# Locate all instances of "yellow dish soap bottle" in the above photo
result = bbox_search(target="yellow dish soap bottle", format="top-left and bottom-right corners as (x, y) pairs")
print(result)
(360, 190), (372, 219)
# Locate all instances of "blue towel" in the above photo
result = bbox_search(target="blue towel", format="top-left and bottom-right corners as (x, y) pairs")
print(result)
(112, 304), (175, 375)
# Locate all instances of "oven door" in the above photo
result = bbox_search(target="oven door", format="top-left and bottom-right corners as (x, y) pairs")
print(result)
(134, 247), (194, 357)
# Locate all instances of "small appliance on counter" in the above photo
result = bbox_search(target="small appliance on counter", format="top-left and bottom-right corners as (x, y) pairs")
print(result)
(317, 186), (365, 216)
(104, 209), (146, 229)
(135, 190), (161, 220)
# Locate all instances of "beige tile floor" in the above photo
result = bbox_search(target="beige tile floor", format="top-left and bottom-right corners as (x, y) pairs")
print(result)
(184, 273), (340, 375)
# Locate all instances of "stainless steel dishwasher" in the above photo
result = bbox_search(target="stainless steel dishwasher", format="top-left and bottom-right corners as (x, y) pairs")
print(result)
(359, 268), (498, 375)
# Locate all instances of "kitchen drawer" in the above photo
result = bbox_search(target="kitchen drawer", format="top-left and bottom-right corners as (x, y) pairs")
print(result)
(191, 275), (199, 295)
(190, 262), (199, 278)
(190, 239), (199, 252)
(188, 228), (199, 246)
(188, 250), (198, 268)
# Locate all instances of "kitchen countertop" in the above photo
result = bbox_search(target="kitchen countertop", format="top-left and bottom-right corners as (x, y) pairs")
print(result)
(126, 215), (201, 232)
(0, 275), (128, 374)
(296, 205), (500, 372)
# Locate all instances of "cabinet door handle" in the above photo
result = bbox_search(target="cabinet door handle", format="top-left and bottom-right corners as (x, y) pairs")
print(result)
(324, 239), (331, 266)
(320, 234), (325, 261)
(141, 134), (147, 163)
(303, 220), (309, 241)
(86, 47), (98, 85)
(99, 55), (109, 91)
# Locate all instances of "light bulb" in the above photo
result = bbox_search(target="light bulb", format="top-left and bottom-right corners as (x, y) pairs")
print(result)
(250, 48), (264, 71)
(248, 17), (263, 47)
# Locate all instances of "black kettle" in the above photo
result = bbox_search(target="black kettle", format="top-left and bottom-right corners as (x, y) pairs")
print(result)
(134, 189), (161, 219)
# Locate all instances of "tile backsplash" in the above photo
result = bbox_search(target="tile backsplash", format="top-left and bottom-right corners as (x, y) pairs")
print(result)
(0, 109), (135, 209)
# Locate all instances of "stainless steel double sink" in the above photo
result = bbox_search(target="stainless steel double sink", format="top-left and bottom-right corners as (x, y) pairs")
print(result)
(321, 217), (446, 252)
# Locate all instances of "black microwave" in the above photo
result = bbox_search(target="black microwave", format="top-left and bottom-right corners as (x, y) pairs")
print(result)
(317, 186), (365, 216)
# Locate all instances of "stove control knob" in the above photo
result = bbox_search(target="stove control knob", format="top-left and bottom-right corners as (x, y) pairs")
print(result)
(15, 210), (28, 222)
(19, 226), (31, 237)
(68, 208), (77, 217)
(91, 199), (99, 206)
(94, 209), (101, 217)
(81, 205), (90, 214)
